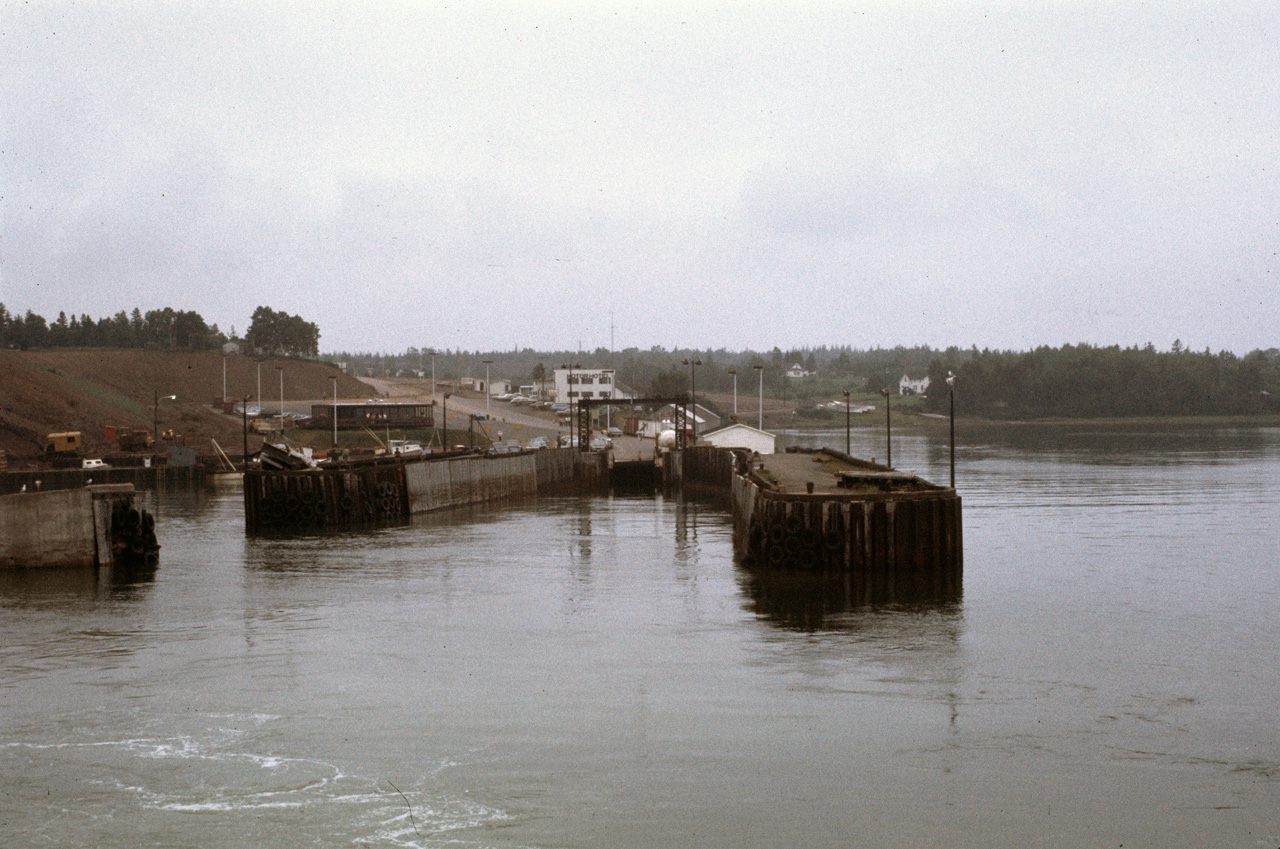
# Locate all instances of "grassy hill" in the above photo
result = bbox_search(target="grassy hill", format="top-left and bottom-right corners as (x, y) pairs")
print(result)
(0, 349), (375, 463)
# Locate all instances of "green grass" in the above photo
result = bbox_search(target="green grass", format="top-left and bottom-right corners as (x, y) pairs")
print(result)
(31, 364), (148, 418)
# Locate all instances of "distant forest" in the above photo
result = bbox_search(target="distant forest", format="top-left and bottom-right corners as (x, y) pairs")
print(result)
(4, 302), (1276, 418)
(332, 341), (1280, 420)
(0, 304), (318, 358)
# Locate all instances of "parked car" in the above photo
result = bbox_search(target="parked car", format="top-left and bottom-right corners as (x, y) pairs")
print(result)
(526, 436), (551, 450)
(589, 436), (612, 451)
(606, 427), (623, 438)
(82, 458), (109, 469)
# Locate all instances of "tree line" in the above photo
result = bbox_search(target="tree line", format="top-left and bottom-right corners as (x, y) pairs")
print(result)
(0, 305), (227, 351)
(0, 303), (320, 358)
(333, 341), (1280, 420)
(921, 343), (1280, 418)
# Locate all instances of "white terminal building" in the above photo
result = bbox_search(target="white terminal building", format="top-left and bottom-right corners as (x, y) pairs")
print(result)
(553, 368), (616, 405)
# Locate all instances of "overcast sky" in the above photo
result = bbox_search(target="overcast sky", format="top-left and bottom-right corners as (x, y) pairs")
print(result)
(3, 2), (1277, 355)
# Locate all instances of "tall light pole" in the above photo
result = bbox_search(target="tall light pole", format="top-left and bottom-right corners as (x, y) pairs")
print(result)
(153, 390), (176, 445)
(843, 389), (851, 456)
(277, 366), (284, 434)
(222, 356), (227, 404)
(681, 358), (701, 436)
(754, 364), (764, 430)
(256, 360), (262, 410)
(880, 388), (892, 469)
(428, 350), (437, 398)
(442, 392), (451, 449)
(482, 359), (492, 420)
(728, 369), (737, 418)
(242, 395), (250, 466)
(330, 375), (338, 448)
(562, 362), (581, 440)
(947, 372), (956, 488)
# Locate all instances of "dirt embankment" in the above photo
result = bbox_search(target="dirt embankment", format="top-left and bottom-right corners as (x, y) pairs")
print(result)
(0, 349), (375, 464)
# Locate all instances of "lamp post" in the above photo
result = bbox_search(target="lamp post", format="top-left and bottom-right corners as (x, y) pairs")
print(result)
(754, 364), (764, 430)
(562, 363), (570, 433)
(153, 390), (176, 445)
(428, 350), (437, 399)
(482, 359), (492, 420)
(256, 359), (262, 410)
(562, 362), (581, 439)
(442, 392), (451, 449)
(880, 388), (892, 469)
(843, 389), (851, 456)
(728, 369), (737, 418)
(330, 375), (338, 448)
(947, 372), (956, 488)
(222, 356), (227, 404)
(277, 366), (284, 434)
(681, 358), (701, 436)
(242, 395), (250, 467)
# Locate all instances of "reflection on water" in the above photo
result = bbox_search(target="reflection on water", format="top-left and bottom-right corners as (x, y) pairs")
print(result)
(3, 426), (1280, 849)
(0, 559), (158, 602)
(738, 565), (961, 631)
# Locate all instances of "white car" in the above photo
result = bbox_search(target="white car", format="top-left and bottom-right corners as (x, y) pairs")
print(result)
(82, 458), (109, 469)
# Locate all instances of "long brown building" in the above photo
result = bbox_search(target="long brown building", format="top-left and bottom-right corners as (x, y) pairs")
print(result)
(310, 401), (435, 430)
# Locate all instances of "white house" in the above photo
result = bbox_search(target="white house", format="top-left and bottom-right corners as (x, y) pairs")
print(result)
(786, 363), (813, 378)
(899, 374), (931, 395)
(553, 368), (617, 405)
(489, 379), (513, 396)
(698, 422), (776, 455)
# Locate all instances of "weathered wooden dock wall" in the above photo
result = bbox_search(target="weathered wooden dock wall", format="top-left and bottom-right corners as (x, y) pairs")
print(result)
(244, 448), (606, 533)
(1, 484), (154, 568)
(244, 462), (409, 531)
(682, 446), (963, 601)
(677, 446), (737, 490)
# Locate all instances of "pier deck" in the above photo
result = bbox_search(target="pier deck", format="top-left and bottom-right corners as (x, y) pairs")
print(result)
(752, 450), (931, 495)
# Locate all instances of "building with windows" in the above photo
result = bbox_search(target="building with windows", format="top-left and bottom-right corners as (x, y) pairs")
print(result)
(553, 368), (617, 405)
(309, 401), (435, 430)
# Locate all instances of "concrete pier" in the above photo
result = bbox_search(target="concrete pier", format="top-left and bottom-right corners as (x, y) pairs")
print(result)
(0, 484), (155, 568)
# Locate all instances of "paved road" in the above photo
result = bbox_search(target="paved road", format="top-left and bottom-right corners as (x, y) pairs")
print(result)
(365, 378), (570, 444)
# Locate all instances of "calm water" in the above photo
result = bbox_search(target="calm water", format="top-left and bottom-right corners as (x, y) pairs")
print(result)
(3, 426), (1279, 848)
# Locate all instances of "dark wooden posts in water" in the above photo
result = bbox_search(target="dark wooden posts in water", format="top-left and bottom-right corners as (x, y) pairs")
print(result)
(244, 462), (408, 532)
(738, 484), (962, 600)
(681, 446), (962, 603)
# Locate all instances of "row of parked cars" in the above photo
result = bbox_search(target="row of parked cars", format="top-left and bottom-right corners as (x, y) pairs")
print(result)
(493, 393), (566, 412)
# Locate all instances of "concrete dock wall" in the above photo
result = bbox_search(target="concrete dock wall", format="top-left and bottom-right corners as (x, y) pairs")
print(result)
(244, 448), (605, 532)
(0, 488), (97, 568)
(1, 484), (147, 569)
(405, 453), (539, 513)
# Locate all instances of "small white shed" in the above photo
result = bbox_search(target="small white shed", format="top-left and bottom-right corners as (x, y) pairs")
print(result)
(697, 423), (776, 455)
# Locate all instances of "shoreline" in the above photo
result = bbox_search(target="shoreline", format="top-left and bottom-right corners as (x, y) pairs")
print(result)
(767, 413), (1280, 432)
